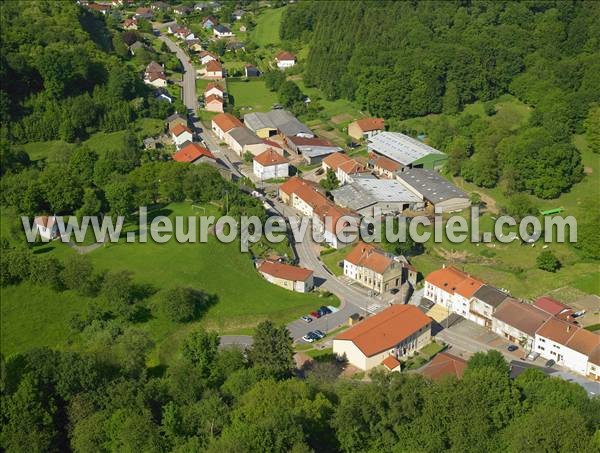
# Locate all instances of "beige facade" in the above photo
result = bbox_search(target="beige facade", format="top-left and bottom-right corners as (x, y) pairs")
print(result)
(343, 259), (403, 294)
(259, 272), (313, 293)
(333, 326), (431, 371)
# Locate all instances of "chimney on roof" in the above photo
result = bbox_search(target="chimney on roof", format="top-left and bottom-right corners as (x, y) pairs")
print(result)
(567, 325), (571, 332)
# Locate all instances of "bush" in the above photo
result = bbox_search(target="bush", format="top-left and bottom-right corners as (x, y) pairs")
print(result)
(536, 250), (561, 272)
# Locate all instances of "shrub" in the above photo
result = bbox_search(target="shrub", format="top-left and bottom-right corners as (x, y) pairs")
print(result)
(536, 250), (561, 272)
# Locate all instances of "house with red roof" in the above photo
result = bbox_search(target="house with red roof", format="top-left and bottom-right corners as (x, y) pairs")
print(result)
(144, 61), (167, 88)
(204, 60), (223, 79)
(534, 317), (600, 378)
(172, 142), (214, 163)
(204, 94), (224, 113)
(258, 260), (314, 293)
(170, 124), (193, 149)
(348, 118), (385, 141)
(312, 202), (360, 250)
(322, 152), (369, 184)
(198, 50), (218, 65)
(211, 113), (243, 141)
(276, 51), (296, 69)
(343, 242), (414, 294)
(122, 18), (138, 30)
(278, 177), (329, 217)
(419, 352), (467, 381)
(333, 305), (432, 371)
(369, 152), (402, 178)
(424, 266), (484, 317)
(253, 149), (289, 180)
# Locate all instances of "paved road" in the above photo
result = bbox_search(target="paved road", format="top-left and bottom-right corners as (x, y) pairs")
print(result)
(158, 35), (197, 112)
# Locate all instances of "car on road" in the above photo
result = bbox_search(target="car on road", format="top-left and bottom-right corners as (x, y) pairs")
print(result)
(545, 359), (556, 368)
(313, 330), (325, 339)
(507, 345), (518, 352)
(301, 315), (312, 323)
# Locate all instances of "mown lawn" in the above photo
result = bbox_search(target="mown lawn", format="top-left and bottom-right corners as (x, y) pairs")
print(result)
(321, 245), (353, 276)
(227, 79), (278, 112)
(0, 202), (339, 365)
(251, 7), (286, 47)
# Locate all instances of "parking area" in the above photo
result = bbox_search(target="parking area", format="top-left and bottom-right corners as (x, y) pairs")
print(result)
(569, 294), (600, 327)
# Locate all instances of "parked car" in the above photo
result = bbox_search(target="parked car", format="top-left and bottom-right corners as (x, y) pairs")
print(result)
(319, 306), (332, 315)
(545, 359), (556, 367)
(301, 315), (312, 323)
(507, 345), (518, 352)
(302, 333), (316, 343)
(313, 330), (325, 339)
(390, 288), (400, 294)
(311, 311), (322, 318)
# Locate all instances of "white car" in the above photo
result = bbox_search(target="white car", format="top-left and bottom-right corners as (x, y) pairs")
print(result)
(302, 334), (315, 343)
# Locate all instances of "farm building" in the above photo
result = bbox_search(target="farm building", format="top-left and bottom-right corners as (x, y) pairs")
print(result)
(368, 132), (447, 170)
(395, 168), (469, 212)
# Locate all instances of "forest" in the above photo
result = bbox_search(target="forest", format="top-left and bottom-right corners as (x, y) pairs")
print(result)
(281, 0), (600, 199)
(2, 329), (599, 452)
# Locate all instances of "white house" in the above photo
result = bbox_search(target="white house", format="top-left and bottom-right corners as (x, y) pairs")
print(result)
(198, 51), (218, 65)
(213, 24), (234, 38)
(278, 177), (328, 217)
(204, 82), (224, 99)
(466, 284), (510, 328)
(333, 305), (432, 371)
(211, 113), (243, 141)
(144, 61), (167, 88)
(276, 51), (296, 69)
(253, 148), (289, 180)
(423, 266), (484, 317)
(171, 124), (193, 149)
(322, 152), (368, 185)
(34, 216), (59, 241)
(204, 94), (224, 113)
(312, 203), (360, 249)
(535, 318), (599, 376)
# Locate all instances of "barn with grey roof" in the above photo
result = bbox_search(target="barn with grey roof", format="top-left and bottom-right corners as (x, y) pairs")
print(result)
(244, 110), (314, 139)
(395, 168), (470, 212)
(331, 179), (424, 216)
(368, 132), (447, 169)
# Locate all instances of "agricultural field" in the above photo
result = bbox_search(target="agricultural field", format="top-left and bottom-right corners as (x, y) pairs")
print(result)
(0, 202), (339, 365)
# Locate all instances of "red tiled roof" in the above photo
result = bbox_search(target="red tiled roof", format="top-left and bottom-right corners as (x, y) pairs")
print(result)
(205, 82), (224, 93)
(370, 153), (401, 173)
(420, 352), (467, 381)
(534, 296), (571, 316)
(171, 124), (192, 137)
(206, 60), (223, 72)
(254, 148), (289, 166)
(425, 266), (484, 298)
(382, 355), (401, 370)
(173, 142), (214, 162)
(335, 305), (432, 357)
(287, 136), (336, 147)
(323, 152), (351, 171)
(354, 117), (384, 132)
(537, 317), (600, 357)
(205, 94), (223, 104)
(279, 177), (328, 209)
(258, 260), (313, 282)
(344, 242), (395, 275)
(276, 51), (296, 61)
(313, 202), (358, 235)
(263, 139), (283, 149)
(212, 113), (243, 132)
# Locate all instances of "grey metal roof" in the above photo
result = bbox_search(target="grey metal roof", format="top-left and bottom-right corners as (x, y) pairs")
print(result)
(300, 145), (343, 158)
(227, 126), (263, 146)
(395, 168), (467, 203)
(473, 285), (510, 308)
(331, 179), (421, 211)
(214, 24), (231, 33)
(244, 110), (313, 137)
(368, 132), (444, 166)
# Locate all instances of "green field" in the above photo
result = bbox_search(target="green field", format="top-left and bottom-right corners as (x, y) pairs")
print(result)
(251, 6), (286, 47)
(320, 246), (352, 276)
(0, 202), (339, 364)
(228, 79), (279, 112)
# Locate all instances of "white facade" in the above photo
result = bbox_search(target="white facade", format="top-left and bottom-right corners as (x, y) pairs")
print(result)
(259, 272), (313, 293)
(172, 130), (193, 148)
(213, 28), (234, 38)
(424, 281), (454, 309)
(205, 86), (224, 98)
(534, 334), (589, 375)
(277, 59), (295, 69)
(211, 121), (228, 141)
(253, 161), (289, 180)
(200, 54), (217, 65)
(144, 76), (167, 88)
